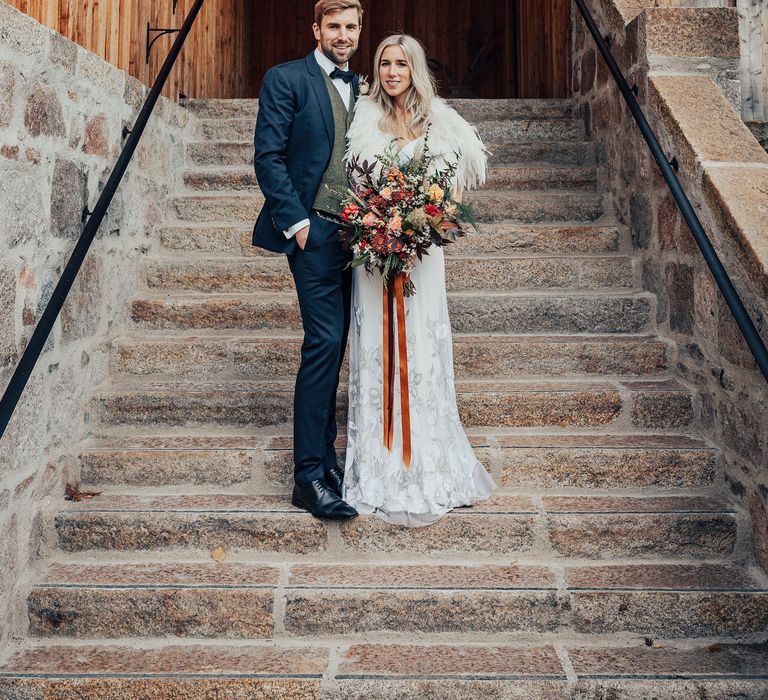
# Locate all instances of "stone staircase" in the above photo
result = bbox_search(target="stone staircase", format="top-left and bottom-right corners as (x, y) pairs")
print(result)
(1, 98), (766, 698)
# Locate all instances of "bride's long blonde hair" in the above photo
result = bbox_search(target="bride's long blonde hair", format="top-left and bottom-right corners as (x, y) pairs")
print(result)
(369, 34), (437, 137)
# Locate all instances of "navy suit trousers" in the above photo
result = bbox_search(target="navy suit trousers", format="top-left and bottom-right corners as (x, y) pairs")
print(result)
(287, 212), (352, 484)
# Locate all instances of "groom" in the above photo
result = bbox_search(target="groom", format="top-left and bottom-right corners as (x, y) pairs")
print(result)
(252, 0), (363, 519)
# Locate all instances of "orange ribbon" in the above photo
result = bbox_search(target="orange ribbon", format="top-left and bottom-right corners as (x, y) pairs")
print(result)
(382, 273), (412, 470)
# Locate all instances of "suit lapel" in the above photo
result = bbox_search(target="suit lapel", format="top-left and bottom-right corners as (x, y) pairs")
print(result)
(305, 53), (334, 147)
(352, 74), (360, 99)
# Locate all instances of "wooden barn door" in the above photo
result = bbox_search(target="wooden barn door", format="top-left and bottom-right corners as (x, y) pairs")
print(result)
(249, 0), (570, 99)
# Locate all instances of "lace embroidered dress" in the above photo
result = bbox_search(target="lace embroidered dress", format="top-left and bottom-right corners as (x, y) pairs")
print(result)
(342, 137), (497, 527)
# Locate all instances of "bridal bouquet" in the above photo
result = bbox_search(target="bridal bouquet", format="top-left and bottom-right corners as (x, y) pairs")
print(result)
(338, 133), (476, 297)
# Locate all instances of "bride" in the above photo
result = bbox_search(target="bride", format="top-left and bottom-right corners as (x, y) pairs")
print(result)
(342, 34), (497, 526)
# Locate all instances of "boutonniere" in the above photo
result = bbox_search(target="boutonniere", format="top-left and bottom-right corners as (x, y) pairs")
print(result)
(358, 75), (370, 96)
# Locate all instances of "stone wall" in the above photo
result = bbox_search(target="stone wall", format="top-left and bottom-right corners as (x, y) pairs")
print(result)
(0, 1), (189, 646)
(571, 2), (768, 570)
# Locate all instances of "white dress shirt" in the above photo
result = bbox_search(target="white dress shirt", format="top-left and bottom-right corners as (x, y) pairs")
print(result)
(283, 49), (352, 239)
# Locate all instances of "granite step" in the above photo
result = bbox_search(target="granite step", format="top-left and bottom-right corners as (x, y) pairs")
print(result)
(157, 222), (624, 258)
(25, 562), (767, 639)
(79, 433), (719, 491)
(92, 378), (695, 431)
(112, 334), (669, 381)
(141, 255), (636, 294)
(169, 190), (605, 224)
(183, 97), (579, 121)
(193, 116), (585, 143)
(2, 640), (766, 699)
(3, 640), (768, 699)
(182, 163), (598, 193)
(130, 292), (655, 334)
(53, 494), (736, 559)
(186, 139), (596, 167)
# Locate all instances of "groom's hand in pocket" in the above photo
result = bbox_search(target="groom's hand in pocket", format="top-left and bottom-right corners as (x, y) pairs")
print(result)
(296, 225), (310, 251)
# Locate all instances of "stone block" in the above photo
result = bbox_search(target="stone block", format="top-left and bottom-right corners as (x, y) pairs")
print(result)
(340, 513), (535, 556)
(749, 490), (768, 573)
(0, 61), (14, 128)
(631, 388), (693, 429)
(665, 262), (694, 334)
(0, 266), (16, 369)
(60, 255), (102, 342)
(1, 145), (19, 160)
(80, 449), (251, 487)
(548, 513), (736, 558)
(643, 8), (740, 59)
(83, 115), (109, 156)
(650, 76), (768, 168)
(580, 49), (595, 96)
(28, 586), (274, 638)
(49, 157), (87, 240)
(703, 166), (768, 298)
(76, 48), (124, 98)
(284, 590), (565, 636)
(629, 192), (652, 249)
(55, 511), (327, 555)
(572, 591), (768, 636)
(24, 83), (65, 139)
(49, 33), (77, 73)
(0, 3), (46, 61)
(719, 401), (764, 467)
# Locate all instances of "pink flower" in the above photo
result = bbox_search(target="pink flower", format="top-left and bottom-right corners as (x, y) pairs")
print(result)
(362, 212), (377, 227)
(388, 215), (402, 232)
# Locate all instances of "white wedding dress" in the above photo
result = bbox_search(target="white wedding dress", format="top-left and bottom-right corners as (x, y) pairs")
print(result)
(342, 137), (497, 527)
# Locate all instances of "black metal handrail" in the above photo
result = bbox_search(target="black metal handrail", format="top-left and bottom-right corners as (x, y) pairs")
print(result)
(574, 0), (768, 383)
(0, 0), (205, 439)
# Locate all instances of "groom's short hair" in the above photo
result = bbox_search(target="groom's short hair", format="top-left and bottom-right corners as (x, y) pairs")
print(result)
(314, 0), (363, 26)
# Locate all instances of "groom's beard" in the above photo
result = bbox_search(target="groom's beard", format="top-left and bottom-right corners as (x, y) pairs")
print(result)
(321, 43), (357, 67)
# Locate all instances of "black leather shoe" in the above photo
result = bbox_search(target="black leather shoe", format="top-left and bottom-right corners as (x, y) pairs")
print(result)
(292, 479), (358, 520)
(324, 466), (345, 498)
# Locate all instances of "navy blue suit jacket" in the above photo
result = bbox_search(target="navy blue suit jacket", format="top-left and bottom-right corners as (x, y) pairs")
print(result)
(252, 53), (358, 255)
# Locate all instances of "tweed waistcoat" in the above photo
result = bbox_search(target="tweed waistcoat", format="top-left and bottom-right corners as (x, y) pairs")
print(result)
(313, 71), (355, 215)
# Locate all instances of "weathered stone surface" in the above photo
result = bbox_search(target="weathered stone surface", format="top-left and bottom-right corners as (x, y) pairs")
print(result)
(0, 266), (16, 368)
(0, 678), (322, 699)
(76, 48), (124, 97)
(572, 591), (768, 636)
(131, 293), (654, 334)
(114, 337), (231, 376)
(0, 61), (14, 128)
(83, 115), (109, 156)
(337, 644), (565, 678)
(24, 83), (66, 138)
(569, 642), (768, 677)
(329, 680), (570, 700)
(0, 3), (46, 60)
(566, 563), (758, 591)
(49, 157), (88, 239)
(28, 587), (274, 638)
(55, 511), (327, 554)
(173, 194), (265, 223)
(339, 514), (535, 555)
(287, 564), (555, 589)
(0, 642), (327, 676)
(60, 255), (103, 342)
(284, 590), (565, 635)
(468, 190), (603, 223)
(750, 490), (768, 573)
(80, 449), (251, 486)
(548, 513), (736, 558)
(644, 8), (740, 59)
(571, 679), (768, 699)
(493, 444), (717, 489)
(665, 262), (694, 334)
(50, 32), (78, 71)
(703, 166), (768, 297)
(630, 386), (693, 429)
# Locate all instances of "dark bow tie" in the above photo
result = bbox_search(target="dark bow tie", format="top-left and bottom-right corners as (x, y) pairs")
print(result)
(330, 67), (355, 84)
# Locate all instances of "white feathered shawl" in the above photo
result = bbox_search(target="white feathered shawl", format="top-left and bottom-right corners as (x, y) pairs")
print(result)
(345, 96), (488, 193)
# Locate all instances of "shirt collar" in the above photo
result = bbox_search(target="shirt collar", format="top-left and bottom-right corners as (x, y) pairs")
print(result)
(314, 48), (348, 76)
